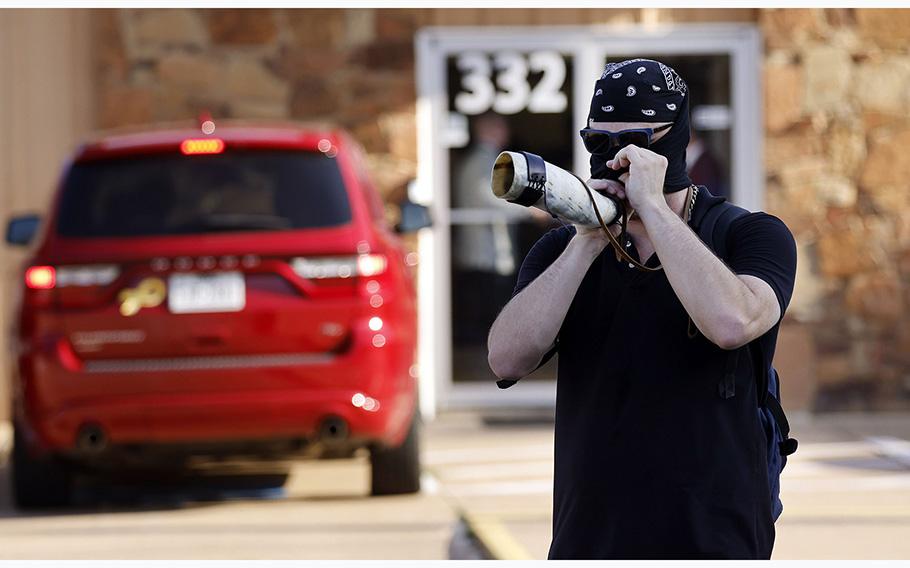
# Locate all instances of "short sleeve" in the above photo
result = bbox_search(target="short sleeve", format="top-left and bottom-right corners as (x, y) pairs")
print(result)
(726, 213), (797, 323)
(511, 226), (575, 298)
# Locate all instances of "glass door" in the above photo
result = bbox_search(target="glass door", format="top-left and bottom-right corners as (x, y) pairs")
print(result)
(444, 49), (576, 386)
(415, 24), (761, 412)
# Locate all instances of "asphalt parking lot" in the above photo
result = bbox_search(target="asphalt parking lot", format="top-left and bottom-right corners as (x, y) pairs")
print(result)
(0, 422), (457, 560)
(1, 411), (910, 559)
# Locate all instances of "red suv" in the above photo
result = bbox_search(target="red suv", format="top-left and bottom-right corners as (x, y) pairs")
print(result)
(5, 121), (430, 508)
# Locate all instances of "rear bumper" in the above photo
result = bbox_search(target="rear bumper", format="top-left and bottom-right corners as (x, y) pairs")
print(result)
(39, 387), (414, 453)
(15, 302), (418, 457)
(17, 338), (417, 457)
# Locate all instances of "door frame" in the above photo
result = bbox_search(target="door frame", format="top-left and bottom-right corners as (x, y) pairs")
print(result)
(414, 23), (763, 415)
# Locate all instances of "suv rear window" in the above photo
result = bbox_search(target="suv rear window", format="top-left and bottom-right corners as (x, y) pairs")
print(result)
(57, 150), (352, 237)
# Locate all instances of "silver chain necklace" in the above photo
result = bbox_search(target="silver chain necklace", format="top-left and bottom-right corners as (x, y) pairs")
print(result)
(687, 184), (699, 222)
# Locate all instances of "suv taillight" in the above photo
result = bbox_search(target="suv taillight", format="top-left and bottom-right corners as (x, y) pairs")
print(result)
(291, 254), (387, 280)
(25, 265), (120, 289)
(25, 266), (55, 289)
(24, 264), (121, 307)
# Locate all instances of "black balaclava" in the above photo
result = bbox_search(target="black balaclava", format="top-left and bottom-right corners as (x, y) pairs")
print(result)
(587, 59), (693, 193)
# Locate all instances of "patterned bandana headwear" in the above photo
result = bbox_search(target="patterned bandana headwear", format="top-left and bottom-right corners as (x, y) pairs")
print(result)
(587, 58), (693, 193)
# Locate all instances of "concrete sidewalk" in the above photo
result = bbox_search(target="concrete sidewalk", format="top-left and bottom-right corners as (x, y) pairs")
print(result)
(424, 410), (910, 560)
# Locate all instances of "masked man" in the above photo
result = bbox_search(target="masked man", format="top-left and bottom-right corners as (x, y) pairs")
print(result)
(487, 59), (797, 559)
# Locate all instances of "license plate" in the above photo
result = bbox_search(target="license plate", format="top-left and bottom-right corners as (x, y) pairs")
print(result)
(168, 272), (246, 314)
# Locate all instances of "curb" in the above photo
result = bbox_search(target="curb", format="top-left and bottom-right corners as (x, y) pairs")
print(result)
(423, 465), (537, 560)
(459, 510), (534, 560)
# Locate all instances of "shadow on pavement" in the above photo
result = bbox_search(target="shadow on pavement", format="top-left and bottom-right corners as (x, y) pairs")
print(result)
(480, 409), (555, 428)
(0, 460), (291, 518)
(448, 517), (489, 560)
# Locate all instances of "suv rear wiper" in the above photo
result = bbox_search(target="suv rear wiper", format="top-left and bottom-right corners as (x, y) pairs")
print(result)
(172, 214), (292, 233)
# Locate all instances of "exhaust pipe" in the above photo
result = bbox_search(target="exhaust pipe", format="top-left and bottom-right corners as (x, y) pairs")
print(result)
(318, 416), (349, 445)
(76, 424), (108, 454)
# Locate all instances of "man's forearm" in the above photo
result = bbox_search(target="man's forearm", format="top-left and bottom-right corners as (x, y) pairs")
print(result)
(488, 235), (604, 379)
(636, 202), (764, 349)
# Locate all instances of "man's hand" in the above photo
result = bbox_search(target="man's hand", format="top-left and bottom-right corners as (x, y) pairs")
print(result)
(606, 144), (668, 215)
(573, 178), (624, 250)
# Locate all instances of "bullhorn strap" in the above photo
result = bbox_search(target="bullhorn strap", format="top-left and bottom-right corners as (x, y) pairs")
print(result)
(509, 151), (547, 207)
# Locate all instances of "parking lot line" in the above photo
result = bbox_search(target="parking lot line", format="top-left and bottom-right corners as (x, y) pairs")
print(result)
(460, 511), (535, 560)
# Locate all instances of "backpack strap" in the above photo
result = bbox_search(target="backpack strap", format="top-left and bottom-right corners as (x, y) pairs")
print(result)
(699, 197), (769, 407)
(691, 188), (752, 399)
(746, 340), (771, 408)
(765, 388), (799, 456)
(693, 189), (798, 456)
(718, 347), (739, 399)
(693, 190), (750, 257)
(748, 339), (800, 457)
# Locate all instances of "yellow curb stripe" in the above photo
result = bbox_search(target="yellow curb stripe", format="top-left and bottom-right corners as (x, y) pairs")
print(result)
(461, 511), (535, 560)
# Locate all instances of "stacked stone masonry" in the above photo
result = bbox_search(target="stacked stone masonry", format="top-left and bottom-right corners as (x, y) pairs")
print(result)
(92, 8), (910, 410)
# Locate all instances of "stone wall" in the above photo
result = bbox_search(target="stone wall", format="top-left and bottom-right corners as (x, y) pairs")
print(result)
(90, 8), (910, 411)
(760, 9), (910, 410)
(93, 9), (423, 200)
(91, 8), (755, 203)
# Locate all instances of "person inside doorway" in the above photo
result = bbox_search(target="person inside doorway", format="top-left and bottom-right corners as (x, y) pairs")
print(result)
(687, 127), (728, 198)
(451, 112), (547, 344)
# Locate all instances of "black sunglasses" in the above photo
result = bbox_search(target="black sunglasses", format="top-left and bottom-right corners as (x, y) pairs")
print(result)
(579, 123), (674, 154)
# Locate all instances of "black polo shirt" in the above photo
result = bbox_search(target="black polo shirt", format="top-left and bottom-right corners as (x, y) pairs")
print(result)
(504, 193), (797, 559)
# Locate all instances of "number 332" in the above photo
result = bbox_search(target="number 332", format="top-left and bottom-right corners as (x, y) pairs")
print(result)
(454, 51), (568, 116)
